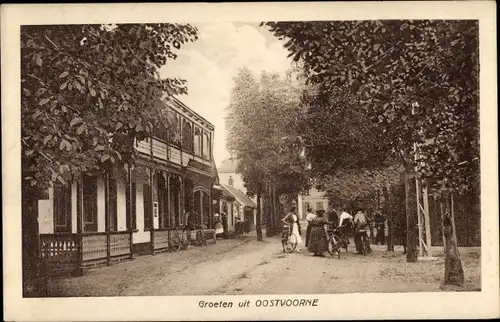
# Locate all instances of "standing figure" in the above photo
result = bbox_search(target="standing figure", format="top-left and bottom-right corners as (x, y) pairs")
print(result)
(354, 208), (370, 254)
(338, 208), (354, 235)
(213, 213), (224, 236)
(327, 206), (339, 228)
(305, 208), (316, 248)
(221, 212), (228, 238)
(281, 206), (303, 252)
(374, 209), (386, 245)
(307, 210), (329, 257)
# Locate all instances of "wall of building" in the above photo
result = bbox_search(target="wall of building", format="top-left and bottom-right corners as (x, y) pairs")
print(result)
(132, 173), (151, 244)
(299, 187), (329, 218)
(38, 187), (54, 234)
(38, 173), (131, 235)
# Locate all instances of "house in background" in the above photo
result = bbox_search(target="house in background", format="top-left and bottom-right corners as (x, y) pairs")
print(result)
(297, 186), (329, 219)
(220, 184), (257, 231)
(217, 158), (258, 227)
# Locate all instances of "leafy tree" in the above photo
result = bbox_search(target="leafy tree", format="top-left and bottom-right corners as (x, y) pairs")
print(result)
(262, 20), (478, 285)
(22, 24), (198, 189)
(21, 23), (198, 296)
(226, 68), (311, 240)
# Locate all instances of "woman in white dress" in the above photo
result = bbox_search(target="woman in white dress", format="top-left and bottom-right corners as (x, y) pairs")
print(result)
(281, 206), (303, 252)
(213, 213), (224, 236)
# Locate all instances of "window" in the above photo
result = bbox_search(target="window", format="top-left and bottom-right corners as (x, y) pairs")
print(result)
(202, 132), (211, 160)
(304, 202), (311, 212)
(83, 176), (98, 232)
(193, 127), (202, 156)
(155, 124), (168, 142)
(228, 176), (234, 187)
(182, 120), (193, 152)
(143, 184), (152, 230)
(109, 178), (117, 232)
(157, 175), (168, 229)
(169, 114), (181, 147)
(316, 202), (324, 210)
(53, 184), (72, 233)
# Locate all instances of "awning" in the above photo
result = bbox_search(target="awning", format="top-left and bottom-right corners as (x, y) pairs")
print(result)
(221, 184), (257, 209)
(212, 184), (224, 191)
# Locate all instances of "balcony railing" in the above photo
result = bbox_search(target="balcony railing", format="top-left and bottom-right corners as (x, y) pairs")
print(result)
(135, 138), (212, 168)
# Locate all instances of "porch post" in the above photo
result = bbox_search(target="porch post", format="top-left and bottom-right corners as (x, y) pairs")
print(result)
(76, 175), (84, 276)
(178, 176), (182, 228)
(167, 173), (171, 227)
(127, 165), (134, 260)
(105, 172), (111, 266)
(209, 190), (213, 229)
(200, 190), (204, 227)
(149, 168), (155, 253)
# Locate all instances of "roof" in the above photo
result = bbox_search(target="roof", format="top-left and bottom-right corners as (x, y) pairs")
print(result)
(171, 97), (215, 131)
(211, 158), (219, 183)
(218, 158), (238, 173)
(221, 184), (257, 209)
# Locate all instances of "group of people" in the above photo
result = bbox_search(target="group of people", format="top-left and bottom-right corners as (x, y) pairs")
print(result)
(281, 205), (380, 257)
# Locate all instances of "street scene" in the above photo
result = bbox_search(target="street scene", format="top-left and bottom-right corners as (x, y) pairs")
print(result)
(46, 226), (481, 297)
(20, 20), (481, 298)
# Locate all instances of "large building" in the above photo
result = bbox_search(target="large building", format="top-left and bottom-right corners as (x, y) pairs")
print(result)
(37, 97), (220, 274)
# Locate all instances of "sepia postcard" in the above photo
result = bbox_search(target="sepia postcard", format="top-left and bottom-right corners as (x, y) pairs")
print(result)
(2, 1), (499, 321)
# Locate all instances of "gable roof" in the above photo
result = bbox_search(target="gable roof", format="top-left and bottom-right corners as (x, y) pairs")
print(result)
(221, 184), (256, 209)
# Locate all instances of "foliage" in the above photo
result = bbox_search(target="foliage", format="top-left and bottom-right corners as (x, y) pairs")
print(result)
(261, 20), (479, 195)
(317, 166), (403, 209)
(225, 68), (311, 198)
(21, 24), (198, 190)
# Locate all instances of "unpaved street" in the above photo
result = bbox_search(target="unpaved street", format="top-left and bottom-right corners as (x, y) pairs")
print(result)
(47, 228), (481, 297)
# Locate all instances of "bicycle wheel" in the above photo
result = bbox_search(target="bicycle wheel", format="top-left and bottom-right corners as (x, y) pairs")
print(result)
(283, 233), (297, 253)
(342, 236), (349, 252)
(281, 232), (288, 252)
(328, 235), (341, 259)
(362, 237), (370, 256)
(170, 234), (181, 252)
(181, 236), (191, 250)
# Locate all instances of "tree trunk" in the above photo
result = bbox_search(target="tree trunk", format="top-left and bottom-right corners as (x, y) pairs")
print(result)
(443, 193), (465, 286)
(265, 187), (273, 237)
(272, 187), (278, 234)
(22, 187), (47, 297)
(384, 185), (394, 252)
(256, 187), (263, 241)
(404, 170), (418, 262)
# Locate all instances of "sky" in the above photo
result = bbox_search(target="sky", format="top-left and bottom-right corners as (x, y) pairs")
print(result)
(159, 22), (293, 167)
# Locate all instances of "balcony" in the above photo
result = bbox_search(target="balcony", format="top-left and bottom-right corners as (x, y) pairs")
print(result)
(135, 138), (212, 170)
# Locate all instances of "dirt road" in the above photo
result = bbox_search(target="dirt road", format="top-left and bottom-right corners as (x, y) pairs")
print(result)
(47, 233), (481, 297)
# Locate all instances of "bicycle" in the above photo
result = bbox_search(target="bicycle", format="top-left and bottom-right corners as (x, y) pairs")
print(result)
(356, 229), (372, 256)
(281, 224), (297, 253)
(170, 226), (190, 252)
(332, 224), (350, 253)
(326, 224), (341, 259)
(196, 225), (208, 247)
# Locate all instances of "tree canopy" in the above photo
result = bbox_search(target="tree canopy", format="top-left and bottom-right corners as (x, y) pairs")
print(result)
(21, 23), (198, 190)
(225, 68), (311, 197)
(261, 20), (479, 195)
